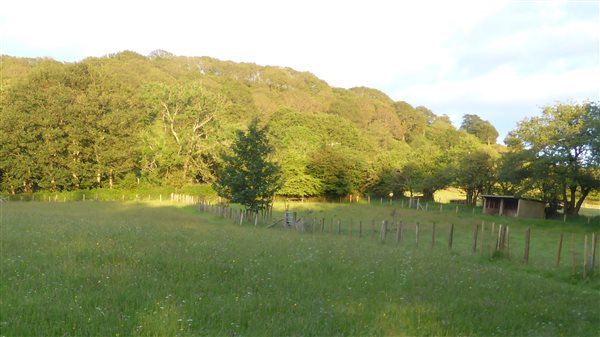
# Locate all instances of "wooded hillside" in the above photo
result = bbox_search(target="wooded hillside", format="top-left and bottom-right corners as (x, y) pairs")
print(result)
(1, 51), (597, 215)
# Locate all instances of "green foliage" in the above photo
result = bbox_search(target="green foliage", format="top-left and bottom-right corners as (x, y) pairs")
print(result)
(511, 101), (600, 215)
(460, 114), (499, 144)
(307, 146), (365, 197)
(0, 61), (141, 192)
(7, 52), (592, 210)
(368, 168), (406, 198)
(497, 146), (532, 195)
(455, 150), (498, 205)
(214, 119), (281, 212)
(142, 81), (229, 185)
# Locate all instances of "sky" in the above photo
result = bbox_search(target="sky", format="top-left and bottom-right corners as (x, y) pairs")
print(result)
(1, 0), (598, 142)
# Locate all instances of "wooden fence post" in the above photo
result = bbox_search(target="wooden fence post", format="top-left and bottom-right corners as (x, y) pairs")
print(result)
(415, 222), (420, 247)
(396, 222), (401, 244)
(506, 226), (511, 258)
(381, 220), (387, 243)
(592, 232), (597, 272)
(523, 228), (531, 264)
(359, 221), (362, 237)
(556, 234), (564, 267)
(583, 235), (588, 278)
(431, 222), (436, 248)
(448, 223), (454, 250)
(472, 224), (479, 254)
(490, 223), (496, 255)
(480, 222), (485, 255)
(496, 225), (503, 254)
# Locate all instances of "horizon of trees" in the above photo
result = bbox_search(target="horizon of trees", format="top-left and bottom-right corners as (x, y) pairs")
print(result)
(1, 51), (598, 216)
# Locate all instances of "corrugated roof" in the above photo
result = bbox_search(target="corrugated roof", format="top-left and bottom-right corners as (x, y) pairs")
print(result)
(481, 195), (546, 203)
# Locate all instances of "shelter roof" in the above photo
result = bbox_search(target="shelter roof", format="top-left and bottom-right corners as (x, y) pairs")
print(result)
(481, 195), (545, 204)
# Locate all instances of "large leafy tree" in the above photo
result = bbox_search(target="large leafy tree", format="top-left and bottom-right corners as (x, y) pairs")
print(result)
(143, 82), (228, 185)
(276, 150), (322, 198)
(307, 146), (365, 198)
(455, 150), (497, 206)
(0, 61), (141, 192)
(460, 114), (499, 145)
(511, 101), (599, 215)
(213, 119), (281, 212)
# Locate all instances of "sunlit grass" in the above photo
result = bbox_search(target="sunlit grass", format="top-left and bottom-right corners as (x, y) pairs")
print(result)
(1, 201), (598, 336)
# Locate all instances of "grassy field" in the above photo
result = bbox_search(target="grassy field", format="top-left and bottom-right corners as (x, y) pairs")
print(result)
(1, 201), (599, 336)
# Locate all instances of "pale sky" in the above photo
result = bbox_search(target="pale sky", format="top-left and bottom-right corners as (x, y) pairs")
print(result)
(1, 0), (598, 142)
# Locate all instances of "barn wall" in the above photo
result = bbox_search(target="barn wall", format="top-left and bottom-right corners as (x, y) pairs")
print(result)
(483, 197), (500, 215)
(517, 199), (545, 219)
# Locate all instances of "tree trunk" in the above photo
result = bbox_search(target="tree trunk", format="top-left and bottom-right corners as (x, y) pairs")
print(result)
(72, 173), (80, 189)
(561, 182), (569, 214)
(564, 185), (578, 215)
(465, 189), (474, 206)
(574, 187), (591, 215)
(568, 185), (577, 215)
(473, 190), (480, 206)
(422, 188), (435, 201)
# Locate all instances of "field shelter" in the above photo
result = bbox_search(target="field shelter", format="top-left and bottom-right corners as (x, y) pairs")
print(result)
(481, 195), (546, 219)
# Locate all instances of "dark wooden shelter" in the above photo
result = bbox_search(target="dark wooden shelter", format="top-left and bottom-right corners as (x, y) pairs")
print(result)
(481, 195), (546, 219)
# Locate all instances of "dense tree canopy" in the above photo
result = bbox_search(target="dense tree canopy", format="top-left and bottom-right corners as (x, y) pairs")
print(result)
(508, 101), (599, 215)
(1, 52), (597, 217)
(460, 114), (499, 145)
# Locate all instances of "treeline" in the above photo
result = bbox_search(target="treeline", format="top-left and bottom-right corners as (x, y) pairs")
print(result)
(1, 51), (597, 215)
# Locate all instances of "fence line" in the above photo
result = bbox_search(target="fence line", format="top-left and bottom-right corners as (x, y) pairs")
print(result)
(3, 193), (596, 279)
(193, 202), (598, 279)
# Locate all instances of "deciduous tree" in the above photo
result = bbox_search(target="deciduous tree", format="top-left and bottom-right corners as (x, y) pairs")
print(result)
(460, 114), (499, 145)
(511, 101), (599, 215)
